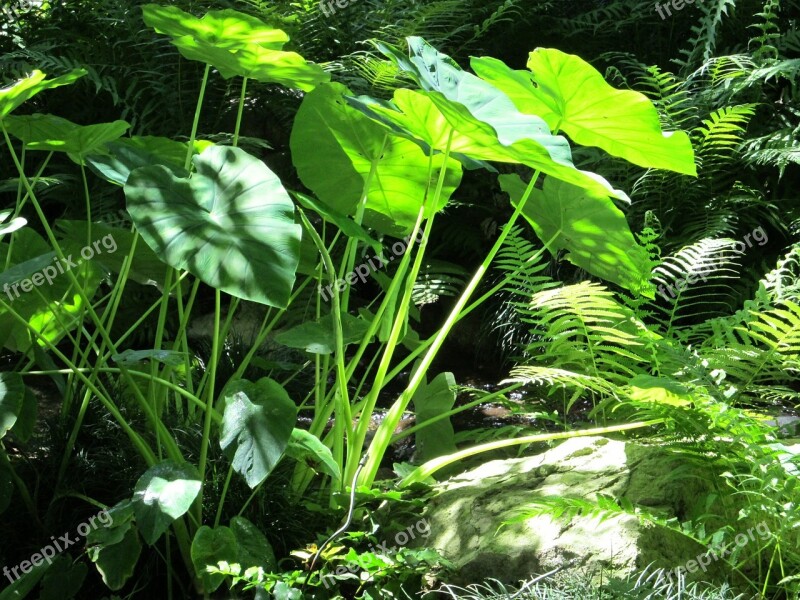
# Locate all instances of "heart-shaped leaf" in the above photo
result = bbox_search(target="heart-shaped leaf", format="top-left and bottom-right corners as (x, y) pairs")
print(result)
(472, 50), (696, 175)
(87, 525), (141, 591)
(124, 145), (302, 308)
(500, 173), (654, 297)
(0, 69), (86, 119)
(191, 525), (238, 593)
(219, 378), (296, 488)
(291, 82), (462, 234)
(132, 460), (202, 545)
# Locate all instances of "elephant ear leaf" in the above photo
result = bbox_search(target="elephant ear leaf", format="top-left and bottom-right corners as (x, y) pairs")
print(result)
(500, 173), (655, 298)
(472, 50), (696, 175)
(124, 145), (302, 308)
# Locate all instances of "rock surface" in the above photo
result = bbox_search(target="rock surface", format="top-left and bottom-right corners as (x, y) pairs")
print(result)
(421, 436), (732, 586)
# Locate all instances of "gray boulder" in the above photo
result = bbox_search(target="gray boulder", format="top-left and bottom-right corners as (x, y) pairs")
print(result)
(421, 436), (738, 586)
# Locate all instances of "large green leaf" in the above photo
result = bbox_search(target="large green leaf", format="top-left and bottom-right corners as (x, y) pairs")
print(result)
(191, 525), (238, 593)
(0, 70), (86, 120)
(230, 516), (277, 572)
(142, 5), (328, 91)
(500, 174), (654, 297)
(0, 372), (24, 438)
(172, 38), (329, 90)
(124, 145), (302, 308)
(142, 5), (289, 51)
(3, 114), (130, 164)
(291, 82), (462, 234)
(219, 378), (296, 488)
(351, 88), (628, 201)
(132, 461), (202, 545)
(472, 50), (697, 175)
(411, 371), (457, 461)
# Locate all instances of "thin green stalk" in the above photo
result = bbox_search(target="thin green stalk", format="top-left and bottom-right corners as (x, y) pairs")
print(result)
(185, 63), (211, 170)
(297, 208), (351, 487)
(359, 170), (541, 486)
(233, 77), (247, 148)
(400, 419), (664, 486)
(195, 287), (222, 524)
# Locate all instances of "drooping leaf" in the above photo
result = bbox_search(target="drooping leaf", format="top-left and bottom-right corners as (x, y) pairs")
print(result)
(131, 460), (202, 545)
(411, 371), (457, 461)
(219, 378), (296, 488)
(274, 312), (372, 355)
(230, 516), (277, 572)
(124, 145), (302, 308)
(284, 428), (341, 483)
(0, 70), (86, 120)
(291, 82), (462, 234)
(500, 173), (654, 297)
(472, 51), (696, 175)
(191, 525), (238, 593)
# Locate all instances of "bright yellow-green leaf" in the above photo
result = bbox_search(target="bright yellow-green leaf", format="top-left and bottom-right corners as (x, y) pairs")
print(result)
(472, 51), (697, 175)
(0, 69), (86, 120)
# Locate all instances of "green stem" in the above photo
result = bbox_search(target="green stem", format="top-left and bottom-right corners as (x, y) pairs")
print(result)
(185, 63), (211, 170)
(233, 77), (247, 148)
(360, 170), (541, 487)
(400, 420), (664, 486)
(195, 287), (222, 524)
